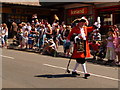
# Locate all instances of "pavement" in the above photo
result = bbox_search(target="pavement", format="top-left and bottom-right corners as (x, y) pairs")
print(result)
(6, 39), (120, 67)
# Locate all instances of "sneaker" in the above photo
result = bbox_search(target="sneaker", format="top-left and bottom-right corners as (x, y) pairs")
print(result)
(84, 73), (90, 79)
(118, 62), (120, 65)
(53, 51), (57, 57)
(116, 62), (120, 65)
(72, 71), (80, 76)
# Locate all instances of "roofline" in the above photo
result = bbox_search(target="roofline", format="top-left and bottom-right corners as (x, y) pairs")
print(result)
(0, 2), (41, 7)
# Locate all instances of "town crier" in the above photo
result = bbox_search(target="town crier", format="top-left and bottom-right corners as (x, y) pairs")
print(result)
(67, 17), (98, 78)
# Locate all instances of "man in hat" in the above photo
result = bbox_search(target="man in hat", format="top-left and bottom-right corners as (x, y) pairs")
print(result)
(67, 17), (98, 78)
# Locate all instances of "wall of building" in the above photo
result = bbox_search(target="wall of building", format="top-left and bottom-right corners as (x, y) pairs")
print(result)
(1, 3), (52, 23)
(0, 0), (40, 6)
(1, 3), (54, 38)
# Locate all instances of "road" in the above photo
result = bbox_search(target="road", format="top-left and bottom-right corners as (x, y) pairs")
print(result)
(1, 48), (119, 88)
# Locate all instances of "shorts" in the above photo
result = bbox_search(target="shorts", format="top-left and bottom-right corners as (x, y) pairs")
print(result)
(22, 37), (28, 44)
(4, 35), (8, 42)
(76, 58), (86, 64)
(65, 46), (70, 50)
(28, 40), (34, 44)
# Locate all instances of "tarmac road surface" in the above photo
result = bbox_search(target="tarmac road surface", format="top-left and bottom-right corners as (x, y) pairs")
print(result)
(1, 48), (119, 88)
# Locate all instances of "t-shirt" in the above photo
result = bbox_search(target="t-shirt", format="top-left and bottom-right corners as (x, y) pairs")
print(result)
(89, 43), (99, 51)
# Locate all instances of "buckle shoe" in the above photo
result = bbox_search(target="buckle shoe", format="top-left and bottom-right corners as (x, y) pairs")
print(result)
(84, 73), (90, 79)
(72, 71), (80, 76)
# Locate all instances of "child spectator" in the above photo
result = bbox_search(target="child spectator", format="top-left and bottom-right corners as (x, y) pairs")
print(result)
(28, 31), (35, 49)
(96, 40), (107, 60)
(48, 39), (57, 57)
(42, 39), (57, 57)
(115, 35), (120, 65)
(89, 40), (99, 59)
(21, 28), (28, 49)
(92, 30), (101, 41)
(62, 37), (71, 57)
(112, 25), (120, 65)
(105, 29), (116, 64)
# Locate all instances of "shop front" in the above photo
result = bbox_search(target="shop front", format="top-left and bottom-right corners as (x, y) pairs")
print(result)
(96, 5), (120, 35)
(2, 3), (52, 23)
(65, 6), (94, 26)
(1, 3), (52, 38)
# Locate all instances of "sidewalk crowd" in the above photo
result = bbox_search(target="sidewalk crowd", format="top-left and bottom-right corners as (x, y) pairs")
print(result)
(0, 14), (120, 66)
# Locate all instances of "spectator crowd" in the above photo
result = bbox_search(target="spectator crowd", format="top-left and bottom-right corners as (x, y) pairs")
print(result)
(0, 14), (120, 65)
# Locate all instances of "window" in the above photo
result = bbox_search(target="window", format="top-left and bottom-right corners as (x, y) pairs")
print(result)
(100, 13), (113, 26)
(12, 9), (16, 13)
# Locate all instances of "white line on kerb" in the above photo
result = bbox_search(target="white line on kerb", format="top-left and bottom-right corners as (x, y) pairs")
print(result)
(0, 55), (15, 59)
(43, 63), (120, 81)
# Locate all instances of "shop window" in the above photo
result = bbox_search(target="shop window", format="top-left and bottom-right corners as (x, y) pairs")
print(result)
(12, 9), (16, 13)
(87, 16), (93, 26)
(114, 12), (120, 24)
(100, 13), (113, 26)
(0, 13), (1, 18)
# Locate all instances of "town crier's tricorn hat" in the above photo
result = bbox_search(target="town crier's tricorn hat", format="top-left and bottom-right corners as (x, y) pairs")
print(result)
(72, 16), (89, 26)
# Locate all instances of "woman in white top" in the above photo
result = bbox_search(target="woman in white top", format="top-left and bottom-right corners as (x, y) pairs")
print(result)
(1, 23), (8, 48)
(0, 24), (3, 46)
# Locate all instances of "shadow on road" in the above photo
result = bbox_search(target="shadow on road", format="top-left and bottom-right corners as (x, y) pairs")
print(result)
(34, 74), (81, 78)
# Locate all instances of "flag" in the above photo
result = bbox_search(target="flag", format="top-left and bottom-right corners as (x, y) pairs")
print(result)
(54, 14), (59, 20)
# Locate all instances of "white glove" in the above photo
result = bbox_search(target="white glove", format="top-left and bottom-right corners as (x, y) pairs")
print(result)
(74, 36), (79, 43)
(94, 22), (101, 29)
(78, 33), (86, 40)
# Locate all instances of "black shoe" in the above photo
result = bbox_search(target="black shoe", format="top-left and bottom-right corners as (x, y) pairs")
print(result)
(72, 71), (80, 76)
(84, 73), (90, 79)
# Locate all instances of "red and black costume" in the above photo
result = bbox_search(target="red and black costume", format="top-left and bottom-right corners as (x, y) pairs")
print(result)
(67, 26), (94, 62)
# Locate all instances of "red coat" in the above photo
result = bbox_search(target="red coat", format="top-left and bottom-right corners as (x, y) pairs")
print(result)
(67, 26), (94, 58)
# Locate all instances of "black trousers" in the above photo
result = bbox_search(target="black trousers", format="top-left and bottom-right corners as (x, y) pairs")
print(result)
(76, 58), (86, 64)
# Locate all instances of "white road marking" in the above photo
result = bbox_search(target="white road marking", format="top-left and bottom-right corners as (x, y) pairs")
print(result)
(0, 55), (15, 59)
(43, 64), (120, 81)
